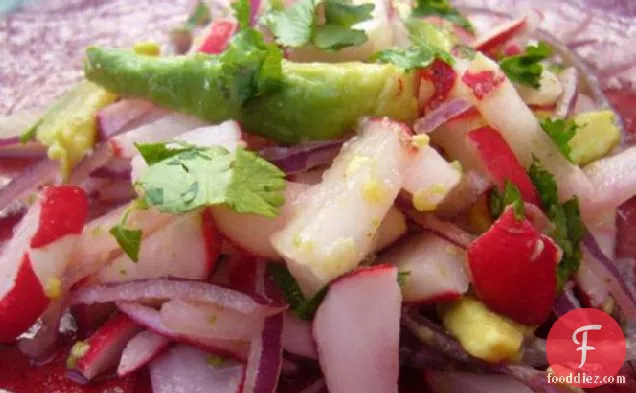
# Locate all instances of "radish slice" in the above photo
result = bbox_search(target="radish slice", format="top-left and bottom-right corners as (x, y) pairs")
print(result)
(454, 53), (594, 207)
(211, 183), (308, 258)
(118, 329), (171, 377)
(584, 146), (636, 216)
(403, 142), (463, 212)
(272, 118), (407, 296)
(413, 98), (473, 135)
(374, 207), (407, 251)
(150, 345), (244, 393)
(472, 17), (527, 55)
(515, 70), (563, 107)
(109, 113), (208, 159)
(314, 265), (401, 393)
(97, 99), (156, 140)
(555, 68), (579, 118)
(193, 18), (238, 54)
(68, 313), (141, 381)
(282, 312), (317, 359)
(130, 120), (244, 183)
(377, 234), (469, 303)
(0, 186), (87, 343)
(402, 209), (475, 249)
(435, 170), (491, 219)
(92, 209), (220, 283)
(0, 158), (58, 213)
(241, 313), (284, 393)
(160, 300), (263, 341)
(117, 302), (249, 360)
(72, 279), (286, 317)
(425, 370), (533, 393)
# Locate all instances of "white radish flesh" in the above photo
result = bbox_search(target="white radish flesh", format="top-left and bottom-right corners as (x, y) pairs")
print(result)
(515, 70), (563, 107)
(118, 329), (171, 377)
(313, 265), (401, 393)
(272, 118), (406, 296)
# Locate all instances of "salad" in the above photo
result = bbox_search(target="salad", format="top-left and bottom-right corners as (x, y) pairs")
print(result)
(0, 0), (635, 392)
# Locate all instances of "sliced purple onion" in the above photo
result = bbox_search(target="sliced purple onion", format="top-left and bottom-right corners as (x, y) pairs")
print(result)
(67, 143), (114, 186)
(505, 365), (581, 393)
(425, 370), (535, 393)
(0, 158), (58, 212)
(435, 170), (491, 219)
(97, 99), (157, 141)
(118, 329), (171, 377)
(553, 281), (581, 317)
(414, 98), (473, 135)
(241, 313), (284, 393)
(282, 312), (317, 360)
(95, 181), (136, 204)
(298, 379), (327, 393)
(18, 300), (69, 362)
(259, 140), (345, 175)
(554, 68), (579, 118)
(117, 302), (249, 360)
(71, 279), (286, 317)
(89, 158), (132, 180)
(0, 141), (47, 158)
(150, 345), (244, 393)
(401, 209), (475, 249)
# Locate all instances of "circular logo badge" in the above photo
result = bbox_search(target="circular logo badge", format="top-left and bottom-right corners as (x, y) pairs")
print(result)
(546, 308), (626, 388)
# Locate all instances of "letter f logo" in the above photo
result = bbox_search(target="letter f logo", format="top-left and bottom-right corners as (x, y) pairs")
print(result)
(572, 324), (602, 368)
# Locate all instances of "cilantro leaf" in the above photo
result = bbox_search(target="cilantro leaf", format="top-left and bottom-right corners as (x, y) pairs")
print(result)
(371, 45), (451, 71)
(232, 0), (251, 29)
(109, 207), (142, 262)
(135, 142), (191, 165)
(265, 0), (316, 48)
(268, 264), (327, 320)
(412, 0), (474, 33)
(187, 1), (212, 27)
(20, 121), (39, 144)
(489, 180), (525, 220)
(499, 41), (552, 89)
(405, 18), (455, 52)
(263, 0), (373, 50)
(135, 145), (286, 217)
(527, 158), (586, 287)
(540, 118), (578, 163)
(397, 271), (411, 287)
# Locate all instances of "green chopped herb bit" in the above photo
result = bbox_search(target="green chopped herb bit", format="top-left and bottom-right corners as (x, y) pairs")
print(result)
(109, 206), (143, 262)
(268, 264), (327, 320)
(499, 41), (552, 89)
(539, 117), (579, 163)
(371, 44), (452, 71)
(489, 180), (525, 221)
(397, 270), (411, 287)
(528, 158), (586, 288)
(411, 0), (474, 34)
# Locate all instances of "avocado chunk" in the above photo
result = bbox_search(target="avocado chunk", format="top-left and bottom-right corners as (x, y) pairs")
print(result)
(569, 110), (620, 166)
(29, 81), (117, 178)
(83, 47), (418, 143)
(440, 297), (531, 363)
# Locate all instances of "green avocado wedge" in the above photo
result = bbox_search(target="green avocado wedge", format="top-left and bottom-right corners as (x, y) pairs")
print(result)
(83, 47), (418, 143)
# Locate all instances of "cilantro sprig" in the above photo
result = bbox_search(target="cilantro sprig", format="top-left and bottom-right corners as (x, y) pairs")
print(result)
(411, 0), (474, 34)
(499, 41), (552, 89)
(371, 43), (452, 71)
(540, 117), (579, 163)
(528, 158), (586, 287)
(109, 202), (146, 262)
(135, 143), (286, 217)
(263, 0), (374, 50)
(268, 264), (327, 320)
(489, 180), (525, 221)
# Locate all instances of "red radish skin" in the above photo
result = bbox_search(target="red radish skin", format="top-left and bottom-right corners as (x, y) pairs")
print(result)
(472, 17), (527, 56)
(467, 208), (559, 325)
(0, 255), (49, 343)
(461, 70), (505, 100)
(196, 19), (237, 54)
(419, 60), (458, 113)
(31, 186), (87, 248)
(313, 265), (401, 393)
(467, 126), (541, 206)
(71, 313), (142, 381)
(202, 209), (223, 273)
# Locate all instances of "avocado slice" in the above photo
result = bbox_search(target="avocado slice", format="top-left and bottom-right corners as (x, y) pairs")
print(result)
(569, 110), (620, 166)
(440, 297), (532, 363)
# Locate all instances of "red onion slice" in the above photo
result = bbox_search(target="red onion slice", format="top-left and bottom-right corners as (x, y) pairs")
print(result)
(282, 312), (317, 360)
(241, 313), (284, 393)
(552, 281), (581, 317)
(0, 142), (47, 158)
(259, 140), (345, 175)
(298, 379), (327, 393)
(97, 99), (156, 141)
(435, 170), (491, 219)
(401, 208), (475, 249)
(425, 370), (534, 393)
(71, 279), (287, 317)
(413, 98), (473, 135)
(554, 68), (579, 118)
(150, 345), (245, 393)
(17, 300), (68, 361)
(67, 143), (113, 186)
(118, 329), (171, 377)
(0, 158), (58, 212)
(117, 302), (249, 360)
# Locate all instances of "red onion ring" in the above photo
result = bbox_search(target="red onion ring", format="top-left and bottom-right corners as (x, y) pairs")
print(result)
(401, 208), (475, 249)
(552, 281), (581, 317)
(554, 68), (579, 118)
(259, 140), (345, 175)
(0, 158), (58, 212)
(414, 98), (474, 135)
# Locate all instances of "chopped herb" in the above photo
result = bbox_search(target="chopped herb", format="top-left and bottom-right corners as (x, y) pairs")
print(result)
(263, 0), (374, 50)
(268, 264), (327, 320)
(231, 0), (251, 29)
(489, 180), (525, 220)
(499, 41), (552, 89)
(207, 355), (226, 367)
(66, 341), (90, 369)
(454, 44), (476, 60)
(134, 142), (192, 165)
(539, 117), (579, 163)
(135, 144), (286, 217)
(371, 44), (452, 71)
(397, 270), (411, 287)
(412, 0), (474, 34)
(405, 17), (456, 52)
(187, 1), (212, 27)
(528, 158), (586, 287)
(109, 207), (142, 262)
(19, 121), (39, 144)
